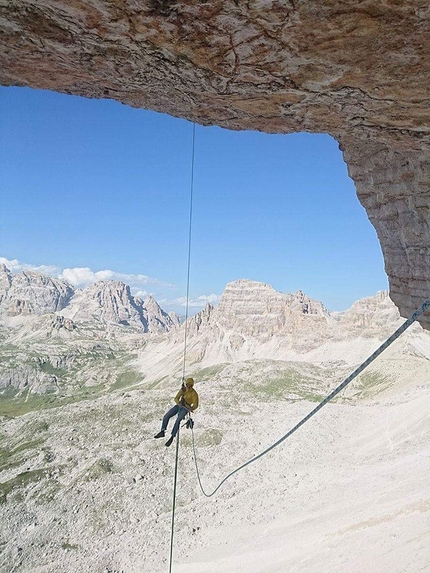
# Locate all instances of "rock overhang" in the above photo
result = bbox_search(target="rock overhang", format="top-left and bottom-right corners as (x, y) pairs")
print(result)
(1, 0), (429, 327)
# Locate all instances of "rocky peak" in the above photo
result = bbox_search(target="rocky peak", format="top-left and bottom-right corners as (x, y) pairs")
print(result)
(289, 290), (329, 316)
(64, 280), (144, 328)
(188, 303), (214, 335)
(0, 264), (13, 303)
(62, 280), (177, 333)
(142, 295), (161, 314)
(0, 266), (75, 315)
(140, 295), (180, 333)
(168, 312), (180, 328)
(213, 279), (329, 337)
(336, 291), (400, 336)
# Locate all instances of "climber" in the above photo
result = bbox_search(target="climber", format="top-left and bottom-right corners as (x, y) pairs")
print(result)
(154, 377), (199, 447)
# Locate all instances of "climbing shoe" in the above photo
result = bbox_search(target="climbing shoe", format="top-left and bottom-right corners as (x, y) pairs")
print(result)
(154, 430), (165, 439)
(165, 436), (174, 447)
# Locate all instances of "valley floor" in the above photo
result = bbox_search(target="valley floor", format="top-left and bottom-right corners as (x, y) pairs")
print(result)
(1, 375), (429, 573)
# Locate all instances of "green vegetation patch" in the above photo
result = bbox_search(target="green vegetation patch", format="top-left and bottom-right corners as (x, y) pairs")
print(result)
(61, 542), (79, 551)
(0, 392), (64, 418)
(38, 361), (67, 377)
(82, 458), (114, 481)
(197, 428), (223, 447)
(0, 376), (137, 419)
(0, 437), (46, 472)
(110, 369), (142, 391)
(191, 364), (228, 381)
(241, 369), (325, 402)
(0, 468), (50, 504)
(352, 371), (393, 399)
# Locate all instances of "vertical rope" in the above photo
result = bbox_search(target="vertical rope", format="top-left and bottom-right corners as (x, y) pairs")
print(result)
(181, 122), (196, 381)
(168, 430), (181, 573)
(168, 122), (196, 573)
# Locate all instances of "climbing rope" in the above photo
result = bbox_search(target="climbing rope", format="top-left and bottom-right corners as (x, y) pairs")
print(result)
(181, 121), (196, 382)
(168, 122), (196, 573)
(191, 299), (430, 498)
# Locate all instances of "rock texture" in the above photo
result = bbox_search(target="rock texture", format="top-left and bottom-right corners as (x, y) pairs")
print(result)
(160, 279), (430, 369)
(215, 279), (329, 332)
(0, 264), (74, 316)
(62, 280), (178, 333)
(1, 1), (429, 327)
(199, 279), (331, 344)
(0, 266), (178, 334)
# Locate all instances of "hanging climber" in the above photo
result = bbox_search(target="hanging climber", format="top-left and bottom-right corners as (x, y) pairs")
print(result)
(154, 377), (199, 447)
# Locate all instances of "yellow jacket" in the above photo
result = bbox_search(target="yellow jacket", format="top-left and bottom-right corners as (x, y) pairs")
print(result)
(175, 386), (199, 412)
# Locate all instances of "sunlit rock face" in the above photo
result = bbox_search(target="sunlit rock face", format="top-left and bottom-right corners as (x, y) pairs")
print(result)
(0, 264), (74, 315)
(1, 0), (429, 326)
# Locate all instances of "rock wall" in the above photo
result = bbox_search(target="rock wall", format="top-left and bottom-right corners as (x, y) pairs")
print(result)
(1, 0), (429, 326)
(0, 264), (75, 315)
(171, 280), (427, 364)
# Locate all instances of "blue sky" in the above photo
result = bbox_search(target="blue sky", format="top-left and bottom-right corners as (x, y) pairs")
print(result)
(0, 86), (388, 315)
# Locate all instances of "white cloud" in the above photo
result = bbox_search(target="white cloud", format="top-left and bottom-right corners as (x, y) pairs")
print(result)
(195, 294), (220, 305)
(132, 289), (149, 299)
(59, 267), (115, 287)
(0, 257), (21, 271)
(59, 267), (177, 290)
(1, 256), (175, 292)
(161, 294), (220, 310)
(0, 257), (60, 276)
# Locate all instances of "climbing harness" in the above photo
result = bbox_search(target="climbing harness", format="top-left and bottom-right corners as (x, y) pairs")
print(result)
(179, 411), (194, 430)
(190, 299), (430, 498)
(168, 122), (196, 573)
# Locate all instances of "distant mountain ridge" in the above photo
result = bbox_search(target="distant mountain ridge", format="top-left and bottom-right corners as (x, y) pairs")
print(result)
(0, 264), (178, 334)
(137, 279), (429, 384)
(175, 279), (402, 357)
(1, 267), (430, 403)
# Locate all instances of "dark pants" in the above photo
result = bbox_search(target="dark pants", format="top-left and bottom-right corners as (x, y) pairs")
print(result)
(162, 405), (188, 437)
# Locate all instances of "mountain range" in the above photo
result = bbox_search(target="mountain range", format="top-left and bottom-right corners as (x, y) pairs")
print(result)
(0, 263), (178, 333)
(1, 264), (430, 408)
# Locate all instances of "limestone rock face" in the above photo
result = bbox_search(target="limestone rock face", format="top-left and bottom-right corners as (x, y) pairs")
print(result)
(177, 280), (422, 363)
(180, 279), (326, 358)
(141, 294), (179, 332)
(214, 279), (329, 338)
(335, 290), (400, 333)
(63, 280), (145, 327)
(63, 280), (178, 333)
(0, 266), (75, 316)
(0, 264), (12, 303)
(0, 1), (429, 326)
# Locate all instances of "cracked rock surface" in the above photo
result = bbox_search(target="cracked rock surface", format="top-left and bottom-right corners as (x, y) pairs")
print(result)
(1, 0), (429, 326)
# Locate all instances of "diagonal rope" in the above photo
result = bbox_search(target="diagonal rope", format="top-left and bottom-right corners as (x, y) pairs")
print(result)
(168, 122), (196, 573)
(191, 299), (430, 498)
